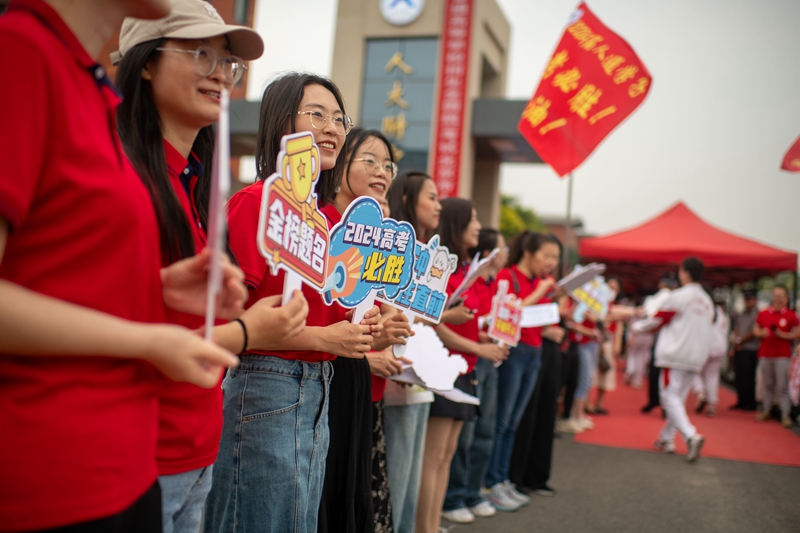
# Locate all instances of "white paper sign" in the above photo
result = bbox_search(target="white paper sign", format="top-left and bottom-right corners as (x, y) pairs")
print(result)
(520, 303), (561, 328)
(446, 248), (501, 309)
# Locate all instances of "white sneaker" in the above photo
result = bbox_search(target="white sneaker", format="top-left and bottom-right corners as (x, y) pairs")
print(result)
(469, 500), (497, 518)
(574, 417), (594, 430)
(686, 434), (705, 463)
(558, 418), (586, 434)
(487, 483), (521, 512)
(503, 480), (531, 507)
(441, 507), (475, 523)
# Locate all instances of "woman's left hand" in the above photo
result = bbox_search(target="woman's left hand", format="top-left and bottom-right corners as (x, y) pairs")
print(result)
(371, 311), (413, 351)
(161, 248), (247, 320)
(366, 350), (408, 377)
(542, 325), (565, 343)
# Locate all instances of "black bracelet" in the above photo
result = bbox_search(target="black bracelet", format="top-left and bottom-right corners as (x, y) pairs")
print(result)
(234, 318), (248, 355)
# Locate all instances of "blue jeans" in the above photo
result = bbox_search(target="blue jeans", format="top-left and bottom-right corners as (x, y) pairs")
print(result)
(485, 342), (542, 488)
(575, 342), (600, 401)
(204, 356), (332, 533)
(384, 401), (430, 533)
(444, 358), (498, 510)
(160, 466), (213, 533)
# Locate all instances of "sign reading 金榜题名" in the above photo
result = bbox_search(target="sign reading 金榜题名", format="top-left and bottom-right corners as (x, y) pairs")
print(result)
(324, 197), (417, 311)
(376, 234), (458, 324)
(257, 132), (330, 293)
(488, 279), (523, 347)
(518, 1), (652, 177)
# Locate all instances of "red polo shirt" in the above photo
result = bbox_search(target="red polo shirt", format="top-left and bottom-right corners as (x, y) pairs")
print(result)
(227, 180), (335, 362)
(0, 1), (163, 529)
(445, 262), (481, 373)
(756, 306), (799, 358)
(497, 265), (544, 347)
(473, 275), (497, 320)
(156, 142), (223, 475)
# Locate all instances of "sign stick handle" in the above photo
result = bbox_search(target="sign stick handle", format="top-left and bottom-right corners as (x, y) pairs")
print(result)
(494, 340), (506, 368)
(392, 309), (416, 358)
(351, 291), (376, 325)
(282, 272), (303, 306)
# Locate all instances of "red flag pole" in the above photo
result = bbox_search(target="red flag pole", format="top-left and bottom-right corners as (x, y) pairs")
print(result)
(562, 172), (574, 275)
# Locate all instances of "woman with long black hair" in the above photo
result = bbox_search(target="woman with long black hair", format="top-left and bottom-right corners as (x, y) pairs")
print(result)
(0, 1), (243, 531)
(316, 127), (412, 533)
(415, 198), (507, 533)
(484, 231), (561, 510)
(114, 3), (317, 531)
(204, 73), (382, 533)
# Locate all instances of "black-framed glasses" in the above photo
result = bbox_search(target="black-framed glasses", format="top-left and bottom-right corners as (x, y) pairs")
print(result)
(351, 157), (398, 180)
(155, 46), (247, 84)
(297, 110), (354, 136)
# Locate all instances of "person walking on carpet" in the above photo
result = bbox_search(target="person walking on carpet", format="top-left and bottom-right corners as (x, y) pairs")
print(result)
(631, 258), (714, 463)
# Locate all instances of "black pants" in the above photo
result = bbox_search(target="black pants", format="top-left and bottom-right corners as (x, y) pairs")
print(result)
(510, 338), (561, 490)
(561, 342), (579, 419)
(733, 349), (758, 410)
(647, 348), (661, 408)
(319, 357), (373, 533)
(36, 482), (161, 533)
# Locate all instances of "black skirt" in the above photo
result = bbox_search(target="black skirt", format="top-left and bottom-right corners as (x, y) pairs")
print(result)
(428, 372), (478, 421)
(318, 356), (373, 533)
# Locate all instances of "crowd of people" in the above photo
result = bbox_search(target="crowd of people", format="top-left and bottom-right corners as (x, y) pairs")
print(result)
(2, 1), (798, 533)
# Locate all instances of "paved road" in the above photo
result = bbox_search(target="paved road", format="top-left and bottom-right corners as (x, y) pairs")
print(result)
(442, 434), (800, 533)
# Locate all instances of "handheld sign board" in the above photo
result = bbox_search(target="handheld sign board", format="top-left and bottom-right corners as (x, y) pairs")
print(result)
(376, 235), (457, 356)
(324, 196), (416, 322)
(257, 132), (330, 304)
(487, 279), (523, 347)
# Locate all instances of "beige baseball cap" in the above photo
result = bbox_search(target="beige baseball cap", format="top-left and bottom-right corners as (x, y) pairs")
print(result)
(111, 0), (264, 64)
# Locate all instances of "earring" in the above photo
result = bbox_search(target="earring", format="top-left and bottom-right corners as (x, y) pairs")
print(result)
(335, 186), (341, 193)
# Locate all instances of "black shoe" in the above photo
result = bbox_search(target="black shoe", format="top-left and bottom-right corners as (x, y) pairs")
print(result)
(641, 404), (656, 413)
(532, 485), (555, 497)
(739, 405), (757, 412)
(695, 400), (707, 413)
(728, 403), (742, 410)
(594, 407), (609, 415)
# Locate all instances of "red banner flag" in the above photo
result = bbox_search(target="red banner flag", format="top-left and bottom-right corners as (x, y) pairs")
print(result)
(519, 2), (652, 177)
(781, 135), (800, 172)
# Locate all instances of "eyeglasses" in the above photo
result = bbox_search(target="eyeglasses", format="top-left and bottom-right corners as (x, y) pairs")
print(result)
(297, 110), (353, 136)
(155, 46), (247, 84)
(351, 157), (398, 180)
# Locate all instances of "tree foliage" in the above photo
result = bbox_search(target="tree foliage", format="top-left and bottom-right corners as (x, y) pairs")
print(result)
(500, 194), (544, 242)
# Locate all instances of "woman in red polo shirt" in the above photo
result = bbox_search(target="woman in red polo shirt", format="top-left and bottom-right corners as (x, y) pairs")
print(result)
(203, 73), (382, 533)
(0, 1), (243, 531)
(317, 127), (412, 533)
(754, 285), (800, 427)
(484, 231), (560, 511)
(415, 198), (507, 533)
(113, 3), (316, 532)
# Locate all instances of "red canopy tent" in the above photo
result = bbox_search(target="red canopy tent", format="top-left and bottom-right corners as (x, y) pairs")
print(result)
(579, 201), (797, 292)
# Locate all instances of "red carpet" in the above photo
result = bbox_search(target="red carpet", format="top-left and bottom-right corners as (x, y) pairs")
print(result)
(573, 366), (800, 467)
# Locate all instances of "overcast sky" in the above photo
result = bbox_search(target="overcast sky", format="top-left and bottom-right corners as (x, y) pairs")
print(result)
(246, 0), (800, 259)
